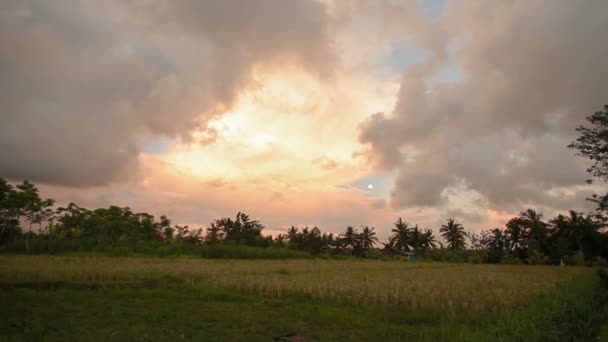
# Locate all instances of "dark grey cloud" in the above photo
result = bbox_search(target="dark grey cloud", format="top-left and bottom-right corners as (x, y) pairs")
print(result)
(360, 0), (608, 212)
(0, 0), (334, 186)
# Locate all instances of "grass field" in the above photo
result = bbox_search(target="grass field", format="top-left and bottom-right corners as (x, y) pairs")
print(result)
(1, 255), (607, 341)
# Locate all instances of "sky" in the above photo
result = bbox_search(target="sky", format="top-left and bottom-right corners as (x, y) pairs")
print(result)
(1, 0), (607, 240)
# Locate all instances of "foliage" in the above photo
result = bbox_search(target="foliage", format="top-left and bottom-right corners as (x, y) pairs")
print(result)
(2, 176), (608, 264)
(569, 104), (608, 217)
(488, 274), (608, 341)
(440, 218), (467, 251)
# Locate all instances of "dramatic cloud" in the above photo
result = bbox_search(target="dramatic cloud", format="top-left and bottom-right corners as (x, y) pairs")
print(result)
(360, 0), (608, 213)
(0, 0), (334, 186)
(2, 0), (605, 235)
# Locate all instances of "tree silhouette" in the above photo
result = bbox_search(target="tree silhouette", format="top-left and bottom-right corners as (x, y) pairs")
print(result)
(390, 217), (412, 255)
(359, 226), (378, 257)
(440, 218), (467, 251)
(340, 226), (360, 255)
(419, 228), (437, 253)
(569, 104), (608, 216)
(212, 212), (264, 245)
(550, 210), (603, 259)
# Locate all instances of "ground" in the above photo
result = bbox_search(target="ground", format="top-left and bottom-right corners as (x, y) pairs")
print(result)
(0, 256), (605, 341)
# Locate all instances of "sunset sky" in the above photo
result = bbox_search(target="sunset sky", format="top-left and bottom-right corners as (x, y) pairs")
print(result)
(1, 0), (607, 239)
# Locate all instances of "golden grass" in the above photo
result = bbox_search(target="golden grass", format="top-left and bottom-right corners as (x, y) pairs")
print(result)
(0, 255), (591, 312)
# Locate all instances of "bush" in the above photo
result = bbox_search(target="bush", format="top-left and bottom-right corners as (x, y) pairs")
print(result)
(566, 251), (585, 266)
(486, 274), (608, 341)
(0, 239), (314, 260)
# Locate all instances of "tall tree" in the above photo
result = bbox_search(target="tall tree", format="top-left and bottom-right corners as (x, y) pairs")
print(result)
(0, 178), (20, 245)
(212, 212), (264, 246)
(360, 226), (378, 257)
(409, 225), (422, 252)
(569, 104), (608, 216)
(521, 209), (548, 246)
(550, 210), (603, 259)
(340, 226), (360, 255)
(390, 218), (412, 254)
(419, 228), (437, 253)
(440, 218), (467, 250)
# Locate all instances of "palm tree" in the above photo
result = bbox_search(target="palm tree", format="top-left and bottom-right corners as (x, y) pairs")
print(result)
(409, 225), (423, 251)
(390, 217), (412, 254)
(419, 228), (437, 252)
(551, 210), (602, 257)
(381, 236), (398, 255)
(287, 226), (299, 241)
(440, 218), (467, 250)
(340, 226), (360, 255)
(274, 234), (286, 247)
(360, 226), (378, 257)
(521, 209), (548, 243)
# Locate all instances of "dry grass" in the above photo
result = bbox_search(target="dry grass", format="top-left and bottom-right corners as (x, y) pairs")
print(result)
(0, 255), (591, 312)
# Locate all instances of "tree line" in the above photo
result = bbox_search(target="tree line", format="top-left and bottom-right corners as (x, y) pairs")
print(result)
(2, 104), (608, 263)
(0, 175), (606, 264)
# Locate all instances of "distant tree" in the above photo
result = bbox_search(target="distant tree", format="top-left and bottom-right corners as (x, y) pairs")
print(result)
(11, 180), (54, 252)
(204, 221), (223, 245)
(419, 228), (437, 253)
(390, 218), (412, 254)
(359, 226), (378, 257)
(504, 209), (549, 259)
(340, 226), (360, 255)
(504, 216), (527, 257)
(409, 225), (422, 252)
(381, 236), (398, 255)
(550, 210), (603, 260)
(569, 104), (608, 216)
(53, 203), (88, 240)
(521, 209), (548, 246)
(212, 212), (264, 246)
(473, 228), (506, 263)
(0, 178), (21, 245)
(321, 232), (335, 253)
(440, 218), (467, 251)
(286, 226), (300, 248)
(159, 215), (173, 241)
(274, 234), (286, 248)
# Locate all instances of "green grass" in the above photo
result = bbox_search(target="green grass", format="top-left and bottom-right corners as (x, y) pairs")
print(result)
(2, 240), (314, 259)
(1, 255), (606, 341)
(0, 285), (486, 341)
(486, 274), (608, 341)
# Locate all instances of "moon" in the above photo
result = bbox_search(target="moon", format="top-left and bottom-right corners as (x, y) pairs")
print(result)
(367, 184), (374, 189)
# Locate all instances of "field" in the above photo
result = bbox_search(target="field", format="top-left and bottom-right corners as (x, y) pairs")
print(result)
(1, 256), (607, 341)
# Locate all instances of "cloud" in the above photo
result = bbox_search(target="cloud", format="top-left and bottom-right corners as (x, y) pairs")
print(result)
(359, 0), (608, 213)
(0, 0), (335, 186)
(37, 155), (398, 238)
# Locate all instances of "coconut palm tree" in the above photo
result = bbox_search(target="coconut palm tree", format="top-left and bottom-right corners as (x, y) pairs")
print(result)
(287, 226), (299, 241)
(419, 228), (437, 252)
(409, 225), (423, 251)
(440, 218), (467, 250)
(551, 210), (602, 257)
(381, 236), (398, 255)
(390, 217), (412, 254)
(521, 209), (548, 243)
(360, 226), (378, 257)
(340, 226), (360, 255)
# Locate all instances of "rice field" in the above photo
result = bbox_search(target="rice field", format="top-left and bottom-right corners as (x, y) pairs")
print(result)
(0, 255), (591, 313)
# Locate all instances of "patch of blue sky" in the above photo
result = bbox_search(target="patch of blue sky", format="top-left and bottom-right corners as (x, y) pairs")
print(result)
(345, 172), (396, 199)
(434, 65), (464, 82)
(421, 0), (446, 18)
(431, 38), (465, 83)
(374, 41), (430, 75)
(139, 136), (171, 155)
